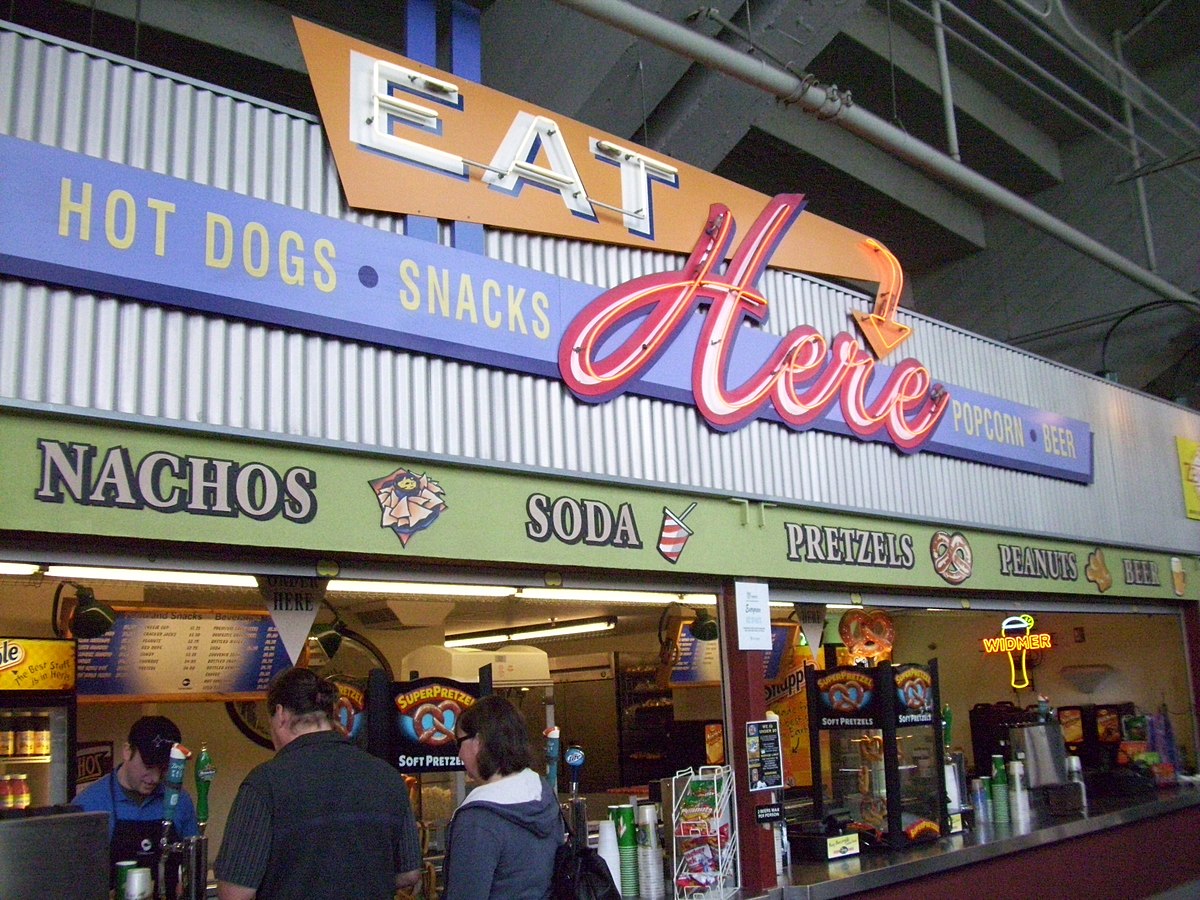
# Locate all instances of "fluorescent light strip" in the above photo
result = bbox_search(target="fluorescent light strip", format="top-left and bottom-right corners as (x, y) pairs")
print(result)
(45, 566), (258, 588)
(516, 588), (717, 606)
(0, 562), (39, 576)
(327, 580), (516, 598)
(445, 616), (616, 648)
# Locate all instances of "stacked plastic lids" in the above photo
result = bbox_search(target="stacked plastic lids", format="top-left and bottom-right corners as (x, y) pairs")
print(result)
(636, 803), (666, 900)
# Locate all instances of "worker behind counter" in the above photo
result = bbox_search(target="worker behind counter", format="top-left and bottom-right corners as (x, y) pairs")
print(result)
(73, 715), (200, 887)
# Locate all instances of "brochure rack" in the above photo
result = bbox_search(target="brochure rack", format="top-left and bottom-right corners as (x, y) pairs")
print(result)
(669, 765), (739, 899)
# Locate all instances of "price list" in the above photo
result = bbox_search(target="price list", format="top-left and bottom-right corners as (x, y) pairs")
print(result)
(77, 610), (290, 700)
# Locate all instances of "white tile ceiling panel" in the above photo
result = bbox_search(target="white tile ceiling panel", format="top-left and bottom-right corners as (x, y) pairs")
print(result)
(2, 26), (1199, 554)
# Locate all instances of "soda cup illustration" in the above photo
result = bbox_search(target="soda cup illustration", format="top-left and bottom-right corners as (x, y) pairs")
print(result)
(657, 503), (697, 563)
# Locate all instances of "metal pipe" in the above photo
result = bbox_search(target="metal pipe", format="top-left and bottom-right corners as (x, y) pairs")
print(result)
(900, 0), (1200, 192)
(1112, 31), (1158, 272)
(931, 0), (961, 161)
(1013, 0), (1200, 140)
(551, 0), (1198, 308)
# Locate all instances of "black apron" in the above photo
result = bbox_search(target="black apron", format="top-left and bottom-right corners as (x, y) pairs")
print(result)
(108, 771), (180, 895)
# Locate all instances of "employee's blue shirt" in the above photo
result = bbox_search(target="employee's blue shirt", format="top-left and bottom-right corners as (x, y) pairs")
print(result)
(74, 767), (200, 839)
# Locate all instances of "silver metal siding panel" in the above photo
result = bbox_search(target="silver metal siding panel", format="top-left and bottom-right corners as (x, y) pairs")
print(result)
(2, 26), (1199, 553)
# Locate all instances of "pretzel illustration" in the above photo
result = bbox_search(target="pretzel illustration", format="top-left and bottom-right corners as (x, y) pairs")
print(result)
(412, 700), (460, 746)
(838, 610), (895, 663)
(930, 530), (973, 584)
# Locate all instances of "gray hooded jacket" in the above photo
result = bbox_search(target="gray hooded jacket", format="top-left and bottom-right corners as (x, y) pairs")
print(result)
(442, 767), (562, 900)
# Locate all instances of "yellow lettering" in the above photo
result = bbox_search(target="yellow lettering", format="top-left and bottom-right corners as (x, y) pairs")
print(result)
(428, 266), (451, 316)
(279, 230), (304, 286)
(532, 291), (550, 340)
(482, 279), (502, 328)
(205, 213), (233, 269)
(146, 198), (175, 256)
(314, 239), (336, 293)
(242, 222), (269, 278)
(58, 178), (92, 240)
(398, 259), (420, 310)
(104, 190), (136, 249)
(455, 273), (478, 323)
(507, 286), (528, 334)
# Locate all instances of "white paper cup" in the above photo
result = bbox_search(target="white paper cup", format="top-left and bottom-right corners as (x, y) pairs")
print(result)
(124, 867), (153, 900)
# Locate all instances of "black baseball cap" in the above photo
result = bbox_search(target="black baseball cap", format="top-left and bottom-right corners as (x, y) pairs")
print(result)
(128, 715), (181, 768)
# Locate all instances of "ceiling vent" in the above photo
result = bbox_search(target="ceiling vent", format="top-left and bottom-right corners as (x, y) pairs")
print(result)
(401, 644), (552, 688)
(345, 599), (454, 630)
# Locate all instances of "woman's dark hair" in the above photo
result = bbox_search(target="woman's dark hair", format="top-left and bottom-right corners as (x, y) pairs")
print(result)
(268, 666), (338, 725)
(457, 695), (534, 780)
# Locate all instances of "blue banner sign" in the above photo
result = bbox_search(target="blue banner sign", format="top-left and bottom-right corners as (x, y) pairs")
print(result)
(0, 135), (1093, 482)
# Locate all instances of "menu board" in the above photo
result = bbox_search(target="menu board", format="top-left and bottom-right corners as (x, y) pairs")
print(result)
(77, 608), (290, 702)
(670, 621), (797, 686)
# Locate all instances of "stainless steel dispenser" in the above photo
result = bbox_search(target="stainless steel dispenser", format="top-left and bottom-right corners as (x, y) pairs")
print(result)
(1008, 720), (1068, 788)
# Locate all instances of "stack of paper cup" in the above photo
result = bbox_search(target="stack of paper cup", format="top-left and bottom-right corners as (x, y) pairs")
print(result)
(596, 820), (622, 890)
(636, 803), (666, 900)
(124, 867), (153, 900)
(609, 804), (638, 897)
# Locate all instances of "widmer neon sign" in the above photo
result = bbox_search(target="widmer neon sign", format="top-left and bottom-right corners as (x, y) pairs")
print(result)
(559, 196), (950, 447)
(982, 615), (1053, 689)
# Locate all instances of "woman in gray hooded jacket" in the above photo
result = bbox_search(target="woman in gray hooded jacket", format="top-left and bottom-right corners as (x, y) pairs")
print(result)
(442, 695), (562, 900)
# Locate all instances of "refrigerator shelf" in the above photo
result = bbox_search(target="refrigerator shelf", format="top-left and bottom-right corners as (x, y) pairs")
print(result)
(0, 756), (52, 764)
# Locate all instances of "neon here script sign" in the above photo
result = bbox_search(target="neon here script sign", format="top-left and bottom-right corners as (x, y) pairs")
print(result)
(0, 134), (1092, 482)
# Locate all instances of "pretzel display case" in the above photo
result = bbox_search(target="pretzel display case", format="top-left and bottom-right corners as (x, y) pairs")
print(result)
(803, 659), (948, 852)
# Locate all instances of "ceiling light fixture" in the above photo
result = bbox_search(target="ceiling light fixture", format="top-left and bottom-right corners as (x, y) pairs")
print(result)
(0, 562), (39, 576)
(444, 615), (617, 648)
(327, 579), (516, 598)
(45, 566), (258, 588)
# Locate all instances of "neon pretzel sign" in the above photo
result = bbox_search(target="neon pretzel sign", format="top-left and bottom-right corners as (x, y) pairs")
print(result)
(558, 196), (950, 448)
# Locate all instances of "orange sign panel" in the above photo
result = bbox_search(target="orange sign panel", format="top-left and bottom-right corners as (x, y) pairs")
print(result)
(0, 638), (75, 691)
(294, 17), (879, 282)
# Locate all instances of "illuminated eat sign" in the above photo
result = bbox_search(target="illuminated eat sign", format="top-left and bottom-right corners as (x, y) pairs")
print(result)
(559, 196), (949, 443)
(982, 615), (1053, 689)
(351, 56), (678, 242)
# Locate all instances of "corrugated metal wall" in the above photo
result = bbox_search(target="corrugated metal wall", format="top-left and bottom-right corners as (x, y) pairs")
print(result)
(2, 24), (1198, 552)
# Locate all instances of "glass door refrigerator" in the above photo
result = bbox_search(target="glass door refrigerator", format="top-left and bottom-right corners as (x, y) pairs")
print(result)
(805, 659), (947, 851)
(0, 637), (77, 810)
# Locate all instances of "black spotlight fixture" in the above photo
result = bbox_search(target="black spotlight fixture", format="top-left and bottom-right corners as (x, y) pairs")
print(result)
(307, 607), (346, 661)
(687, 608), (720, 642)
(52, 582), (117, 639)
